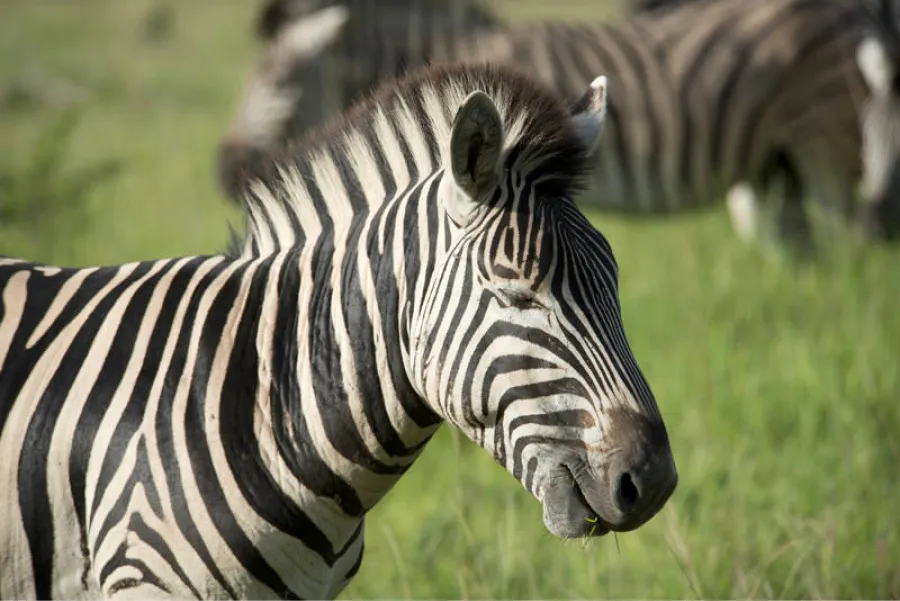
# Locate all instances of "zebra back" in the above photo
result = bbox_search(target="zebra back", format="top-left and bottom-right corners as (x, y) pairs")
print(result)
(221, 0), (877, 222)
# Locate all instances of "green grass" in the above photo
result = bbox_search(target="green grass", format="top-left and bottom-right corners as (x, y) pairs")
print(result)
(1, 1), (898, 598)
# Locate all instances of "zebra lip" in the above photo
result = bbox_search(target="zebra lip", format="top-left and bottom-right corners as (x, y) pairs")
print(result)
(564, 465), (611, 536)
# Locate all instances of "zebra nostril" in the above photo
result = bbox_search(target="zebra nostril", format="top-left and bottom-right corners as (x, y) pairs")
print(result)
(615, 471), (639, 513)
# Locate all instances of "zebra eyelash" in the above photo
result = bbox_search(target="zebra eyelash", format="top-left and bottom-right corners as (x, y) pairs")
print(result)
(493, 285), (548, 311)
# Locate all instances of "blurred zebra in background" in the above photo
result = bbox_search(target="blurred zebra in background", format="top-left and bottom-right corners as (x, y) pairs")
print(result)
(0, 63), (678, 599)
(621, 0), (699, 17)
(855, 0), (900, 239)
(218, 0), (900, 252)
(218, 0), (498, 201)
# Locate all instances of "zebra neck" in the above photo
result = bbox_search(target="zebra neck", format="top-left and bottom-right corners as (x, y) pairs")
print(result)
(245, 229), (442, 523)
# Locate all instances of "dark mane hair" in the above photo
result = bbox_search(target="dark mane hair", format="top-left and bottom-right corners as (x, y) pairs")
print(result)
(232, 62), (596, 257)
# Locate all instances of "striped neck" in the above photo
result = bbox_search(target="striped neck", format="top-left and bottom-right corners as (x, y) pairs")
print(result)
(239, 209), (445, 532)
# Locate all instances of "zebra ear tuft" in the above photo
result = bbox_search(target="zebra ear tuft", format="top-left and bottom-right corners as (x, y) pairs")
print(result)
(858, 36), (896, 96)
(571, 75), (608, 156)
(447, 91), (505, 225)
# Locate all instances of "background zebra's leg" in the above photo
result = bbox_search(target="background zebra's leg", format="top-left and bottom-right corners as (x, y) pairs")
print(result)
(767, 158), (813, 255)
(858, 182), (900, 241)
(726, 149), (813, 258)
(725, 182), (762, 244)
(806, 170), (859, 249)
(764, 149), (814, 258)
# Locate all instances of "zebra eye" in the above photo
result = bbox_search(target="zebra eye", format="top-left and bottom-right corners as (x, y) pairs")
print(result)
(497, 287), (546, 311)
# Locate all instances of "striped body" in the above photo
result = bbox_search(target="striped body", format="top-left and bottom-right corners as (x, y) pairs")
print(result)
(218, 0), (884, 246)
(1, 64), (676, 599)
(456, 0), (869, 215)
(0, 255), (369, 599)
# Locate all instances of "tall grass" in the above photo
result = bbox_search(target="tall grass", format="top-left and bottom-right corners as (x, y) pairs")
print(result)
(1, 1), (897, 598)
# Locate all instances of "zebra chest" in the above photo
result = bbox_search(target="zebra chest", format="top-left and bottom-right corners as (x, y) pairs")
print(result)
(79, 485), (367, 599)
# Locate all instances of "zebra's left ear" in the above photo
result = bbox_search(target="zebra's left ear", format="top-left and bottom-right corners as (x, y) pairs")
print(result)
(446, 91), (505, 226)
(571, 76), (608, 156)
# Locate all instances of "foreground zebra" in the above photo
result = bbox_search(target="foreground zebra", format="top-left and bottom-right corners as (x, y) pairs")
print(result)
(218, 0), (900, 250)
(0, 64), (677, 599)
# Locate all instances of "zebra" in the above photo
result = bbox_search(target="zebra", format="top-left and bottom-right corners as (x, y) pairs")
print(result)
(0, 63), (678, 599)
(621, 0), (701, 17)
(217, 0), (900, 252)
(855, 0), (900, 240)
(218, 0), (499, 201)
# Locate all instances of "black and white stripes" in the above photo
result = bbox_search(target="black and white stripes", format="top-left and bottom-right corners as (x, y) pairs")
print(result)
(217, 0), (499, 201)
(855, 0), (900, 240)
(0, 64), (676, 599)
(218, 0), (900, 249)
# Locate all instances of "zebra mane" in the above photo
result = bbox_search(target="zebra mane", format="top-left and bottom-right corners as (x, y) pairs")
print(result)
(232, 62), (595, 258)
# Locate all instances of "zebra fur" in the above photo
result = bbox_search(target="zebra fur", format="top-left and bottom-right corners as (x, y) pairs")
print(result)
(218, 0), (898, 250)
(856, 0), (900, 240)
(0, 63), (676, 599)
(218, 0), (499, 201)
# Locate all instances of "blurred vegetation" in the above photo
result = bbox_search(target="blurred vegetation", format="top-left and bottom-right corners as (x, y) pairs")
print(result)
(0, 0), (898, 599)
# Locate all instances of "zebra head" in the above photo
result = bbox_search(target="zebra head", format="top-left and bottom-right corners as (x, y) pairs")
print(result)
(410, 75), (677, 538)
(857, 0), (900, 240)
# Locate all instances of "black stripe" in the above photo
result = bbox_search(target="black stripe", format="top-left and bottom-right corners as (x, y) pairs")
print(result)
(316, 221), (413, 472)
(69, 259), (185, 590)
(269, 238), (365, 519)
(0, 264), (123, 433)
(89, 259), (203, 521)
(327, 143), (367, 214)
(101, 543), (173, 597)
(511, 434), (588, 481)
(149, 259), (242, 598)
(125, 512), (193, 596)
(483, 356), (560, 463)
(17, 261), (157, 599)
(360, 119), (397, 199)
(186, 257), (302, 598)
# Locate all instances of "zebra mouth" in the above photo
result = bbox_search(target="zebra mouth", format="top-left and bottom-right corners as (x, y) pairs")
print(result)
(564, 465), (611, 537)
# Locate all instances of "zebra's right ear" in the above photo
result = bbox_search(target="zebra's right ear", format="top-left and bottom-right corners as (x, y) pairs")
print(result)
(571, 76), (608, 156)
(446, 91), (505, 226)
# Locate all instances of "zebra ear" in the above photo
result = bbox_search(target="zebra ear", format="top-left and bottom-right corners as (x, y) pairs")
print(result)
(278, 4), (350, 52)
(571, 76), (608, 156)
(858, 37), (896, 96)
(447, 91), (505, 226)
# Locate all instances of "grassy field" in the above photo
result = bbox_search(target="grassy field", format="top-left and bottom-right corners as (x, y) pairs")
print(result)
(1, 0), (898, 598)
